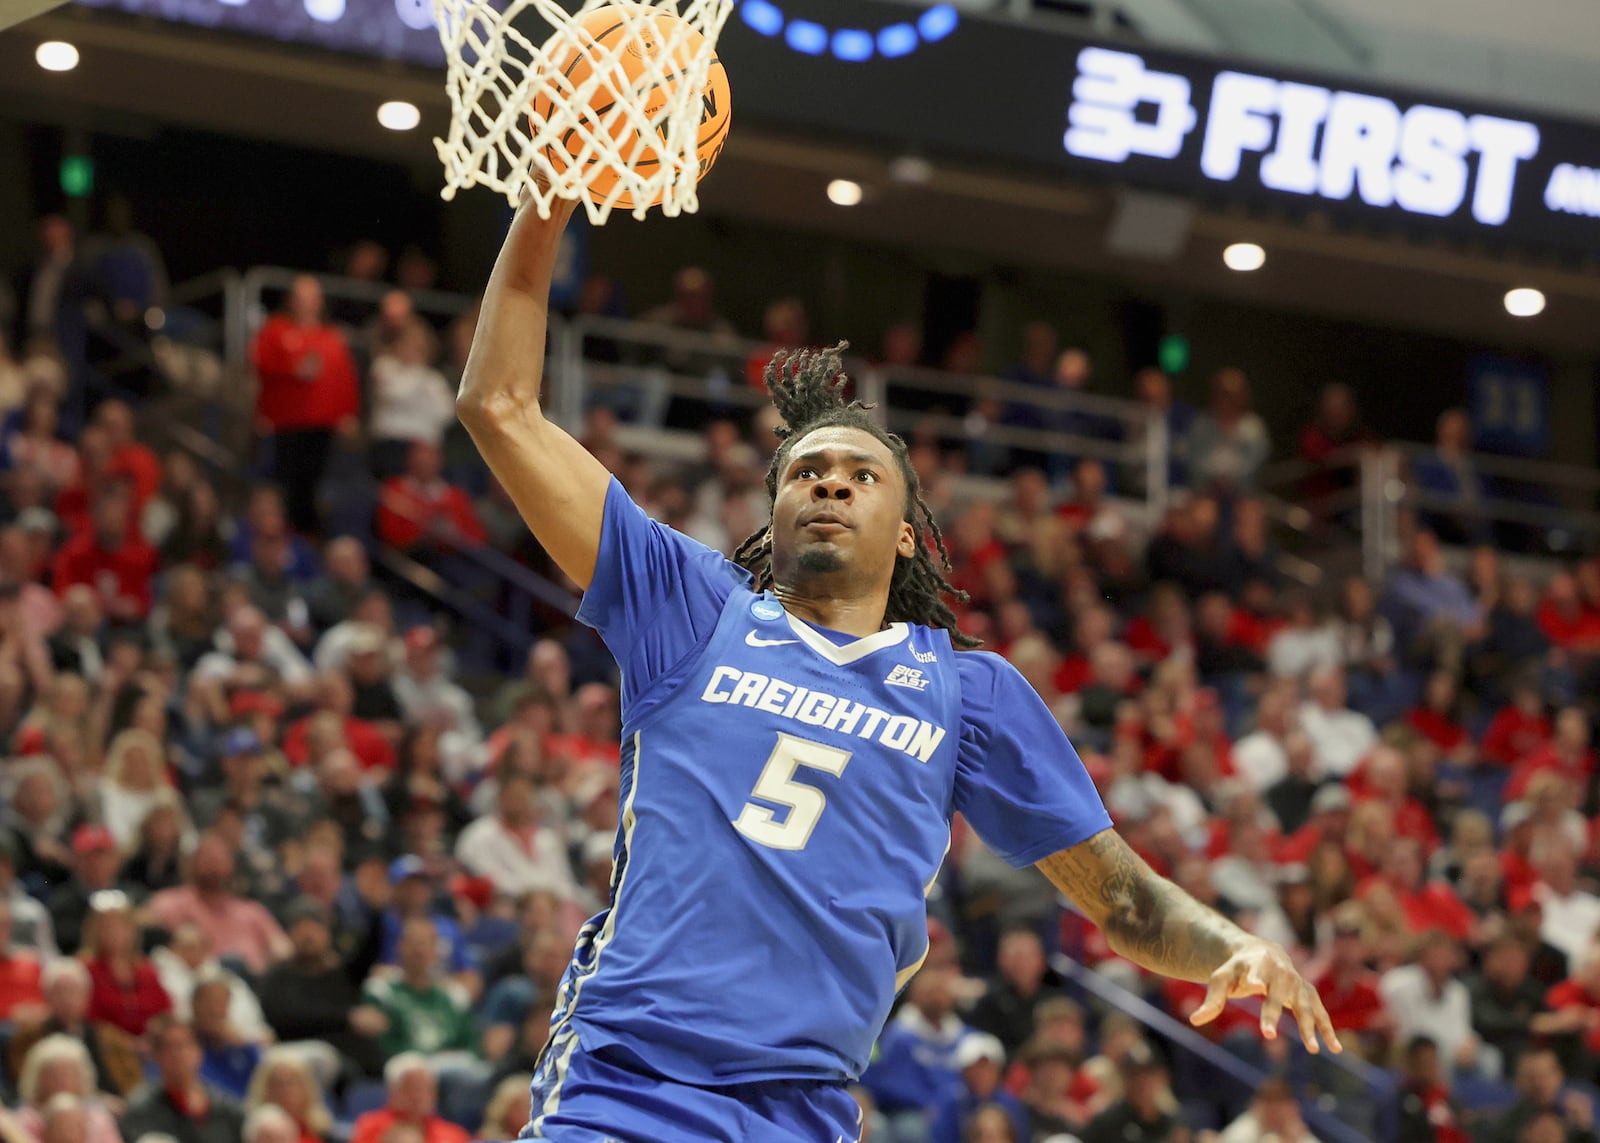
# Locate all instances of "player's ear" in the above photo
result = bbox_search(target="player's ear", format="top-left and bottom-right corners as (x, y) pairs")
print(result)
(896, 520), (916, 560)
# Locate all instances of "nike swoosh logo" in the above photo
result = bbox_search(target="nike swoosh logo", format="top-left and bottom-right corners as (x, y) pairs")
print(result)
(745, 631), (798, 647)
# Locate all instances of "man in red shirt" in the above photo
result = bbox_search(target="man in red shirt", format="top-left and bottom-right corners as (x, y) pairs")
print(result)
(1483, 685), (1553, 768)
(376, 441), (488, 556)
(1312, 906), (1390, 1048)
(349, 1053), (470, 1143)
(51, 480), (158, 622)
(93, 399), (162, 508)
(251, 274), (360, 534)
(1354, 745), (1440, 854)
(1357, 837), (1474, 940)
(1506, 707), (1595, 802)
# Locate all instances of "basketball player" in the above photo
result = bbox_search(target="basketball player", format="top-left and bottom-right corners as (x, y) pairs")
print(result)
(458, 197), (1339, 1142)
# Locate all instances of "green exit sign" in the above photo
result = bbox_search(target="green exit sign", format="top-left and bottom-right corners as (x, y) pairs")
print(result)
(60, 155), (94, 198)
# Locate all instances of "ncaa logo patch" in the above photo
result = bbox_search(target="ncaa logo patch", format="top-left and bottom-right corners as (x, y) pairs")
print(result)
(751, 598), (784, 622)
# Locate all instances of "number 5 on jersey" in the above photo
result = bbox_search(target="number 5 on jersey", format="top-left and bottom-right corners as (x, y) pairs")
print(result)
(733, 733), (853, 851)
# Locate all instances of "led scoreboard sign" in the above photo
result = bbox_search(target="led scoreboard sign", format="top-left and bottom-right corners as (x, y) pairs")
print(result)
(1055, 45), (1600, 249)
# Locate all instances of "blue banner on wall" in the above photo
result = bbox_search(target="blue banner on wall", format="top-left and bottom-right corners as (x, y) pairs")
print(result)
(1469, 355), (1551, 457)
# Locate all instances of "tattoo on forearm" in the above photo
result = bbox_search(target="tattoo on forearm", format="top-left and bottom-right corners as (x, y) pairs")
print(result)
(1037, 831), (1246, 983)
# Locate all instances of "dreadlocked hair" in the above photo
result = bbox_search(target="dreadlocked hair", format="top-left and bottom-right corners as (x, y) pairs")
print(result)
(731, 342), (981, 649)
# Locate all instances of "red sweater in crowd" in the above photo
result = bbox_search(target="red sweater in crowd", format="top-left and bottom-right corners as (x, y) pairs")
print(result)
(1506, 744), (1597, 802)
(1544, 980), (1600, 1054)
(282, 714), (396, 772)
(376, 477), (487, 552)
(51, 531), (160, 618)
(1482, 707), (1552, 767)
(251, 314), (360, 432)
(0, 951), (43, 1019)
(1405, 708), (1469, 754)
(86, 956), (172, 1036)
(1311, 968), (1386, 1032)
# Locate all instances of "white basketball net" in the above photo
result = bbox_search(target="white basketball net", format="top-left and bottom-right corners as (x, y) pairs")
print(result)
(433, 0), (733, 223)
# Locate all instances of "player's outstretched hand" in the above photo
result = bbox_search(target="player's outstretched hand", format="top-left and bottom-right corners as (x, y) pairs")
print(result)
(1189, 938), (1342, 1054)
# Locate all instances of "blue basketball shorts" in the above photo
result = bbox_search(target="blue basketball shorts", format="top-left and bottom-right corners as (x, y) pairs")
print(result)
(520, 1039), (864, 1143)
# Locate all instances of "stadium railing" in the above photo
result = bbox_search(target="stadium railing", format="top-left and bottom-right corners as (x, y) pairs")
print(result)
(1053, 953), (1402, 1143)
(170, 265), (1600, 591)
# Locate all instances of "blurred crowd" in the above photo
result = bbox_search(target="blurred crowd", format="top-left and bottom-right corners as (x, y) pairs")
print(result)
(0, 208), (1598, 1143)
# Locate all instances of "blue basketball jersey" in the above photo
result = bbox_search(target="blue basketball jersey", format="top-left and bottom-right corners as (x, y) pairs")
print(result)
(542, 480), (1110, 1092)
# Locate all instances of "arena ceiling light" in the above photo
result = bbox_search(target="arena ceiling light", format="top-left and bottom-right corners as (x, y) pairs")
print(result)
(1504, 287), (1546, 317)
(35, 41), (79, 72)
(827, 179), (863, 207)
(377, 100), (421, 131)
(1223, 242), (1266, 272)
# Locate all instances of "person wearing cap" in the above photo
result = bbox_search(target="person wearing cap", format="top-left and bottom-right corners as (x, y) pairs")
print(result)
(346, 622), (405, 732)
(378, 855), (480, 1000)
(188, 726), (293, 845)
(928, 1031), (1030, 1143)
(1310, 904), (1391, 1050)
(1080, 1045), (1178, 1143)
(46, 824), (139, 957)
(255, 894), (388, 1079)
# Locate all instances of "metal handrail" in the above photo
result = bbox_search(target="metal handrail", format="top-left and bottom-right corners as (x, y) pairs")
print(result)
(1053, 953), (1392, 1143)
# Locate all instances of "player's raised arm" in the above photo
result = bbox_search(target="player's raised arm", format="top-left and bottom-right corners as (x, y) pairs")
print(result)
(456, 196), (611, 590)
(1037, 829), (1341, 1054)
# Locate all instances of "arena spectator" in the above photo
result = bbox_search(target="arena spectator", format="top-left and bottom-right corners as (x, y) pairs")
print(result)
(1079, 1046), (1178, 1143)
(82, 889), (170, 1036)
(376, 441), (487, 556)
(347, 1054), (470, 1143)
(251, 275), (360, 534)
(47, 825), (134, 957)
(86, 195), (169, 329)
(1298, 383), (1374, 526)
(927, 1032), (1030, 1143)
(151, 923), (270, 1043)
(0, 896), (44, 1021)
(241, 1047), (336, 1143)
(1268, 592), (1343, 680)
(363, 916), (474, 1059)
(861, 969), (970, 1134)
(1484, 682), (1553, 768)
(192, 604), (314, 698)
(0, 832), (57, 956)
(1506, 708), (1594, 803)
(254, 896), (385, 1079)
(370, 320), (455, 480)
(51, 481), (158, 623)
(1382, 529), (1482, 674)
(303, 536), (373, 631)
(1299, 666), (1377, 778)
(454, 772), (578, 901)
(379, 856), (479, 991)
(1466, 936), (1547, 1075)
(1531, 832), (1600, 970)
(191, 973), (262, 1100)
(240, 1104), (299, 1143)
(1217, 1075), (1320, 1143)
(147, 833), (291, 976)
(120, 1016), (245, 1143)
(1409, 409), (1489, 546)
(968, 928), (1066, 1055)
(478, 1073), (536, 1142)
(13, 1036), (122, 1143)
(1186, 368), (1269, 495)
(1486, 1049), (1594, 1143)
(1379, 931), (1484, 1077)
(91, 399), (161, 509)
(12, 215), (76, 348)
(478, 927), (567, 1064)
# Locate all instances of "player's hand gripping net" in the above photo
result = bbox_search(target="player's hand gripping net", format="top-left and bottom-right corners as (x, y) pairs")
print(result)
(432, 0), (734, 223)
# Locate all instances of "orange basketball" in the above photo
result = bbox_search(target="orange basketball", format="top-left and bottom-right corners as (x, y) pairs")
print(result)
(530, 5), (731, 212)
